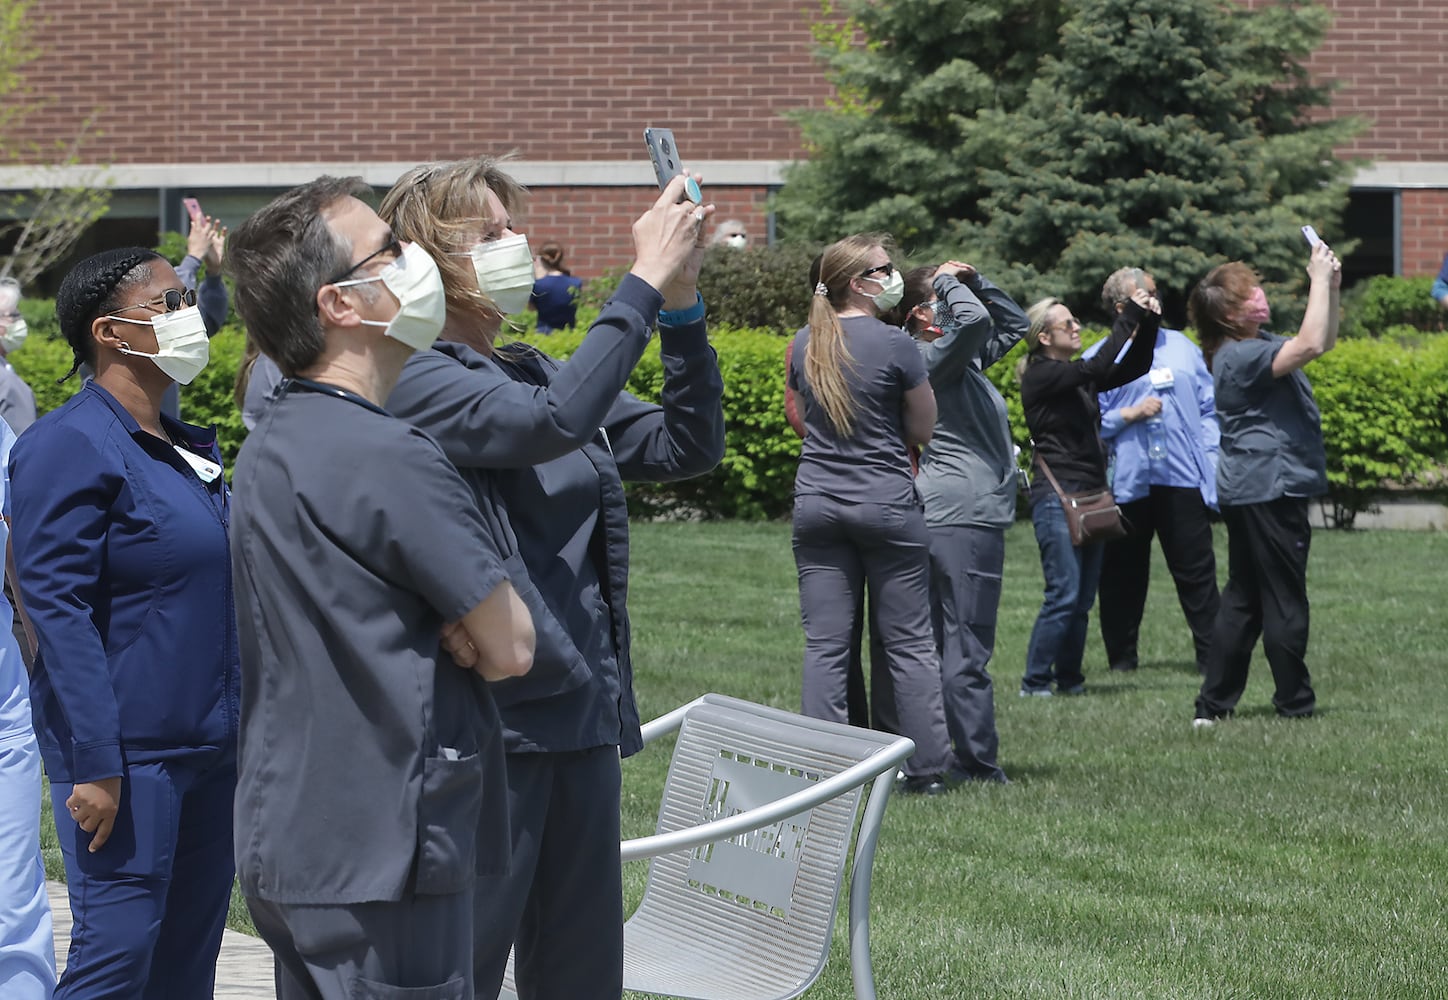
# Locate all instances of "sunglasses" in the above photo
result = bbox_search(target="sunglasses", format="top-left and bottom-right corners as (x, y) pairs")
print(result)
(327, 237), (402, 285)
(858, 262), (896, 280)
(115, 288), (198, 314)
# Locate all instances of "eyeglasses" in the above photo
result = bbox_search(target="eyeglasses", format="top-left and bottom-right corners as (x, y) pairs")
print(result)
(858, 262), (895, 280)
(327, 237), (402, 285)
(113, 287), (197, 314)
(1047, 316), (1081, 335)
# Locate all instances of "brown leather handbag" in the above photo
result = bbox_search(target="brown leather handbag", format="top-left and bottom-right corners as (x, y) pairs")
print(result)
(1033, 453), (1129, 547)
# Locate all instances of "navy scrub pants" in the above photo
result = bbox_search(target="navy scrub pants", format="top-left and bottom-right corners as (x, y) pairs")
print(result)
(50, 756), (235, 1000)
(1098, 485), (1219, 673)
(792, 493), (951, 778)
(473, 745), (623, 1000)
(1196, 497), (1316, 720)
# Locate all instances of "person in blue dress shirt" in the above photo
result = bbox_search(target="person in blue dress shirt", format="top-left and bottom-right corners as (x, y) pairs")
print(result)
(9, 247), (238, 999)
(1082, 267), (1221, 675)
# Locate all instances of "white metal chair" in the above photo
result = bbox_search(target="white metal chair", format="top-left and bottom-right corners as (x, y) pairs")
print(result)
(498, 693), (915, 1000)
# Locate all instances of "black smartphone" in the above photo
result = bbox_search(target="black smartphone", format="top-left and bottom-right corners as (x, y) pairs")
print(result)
(643, 127), (702, 204)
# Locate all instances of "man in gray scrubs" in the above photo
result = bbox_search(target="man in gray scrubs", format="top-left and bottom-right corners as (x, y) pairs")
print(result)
(226, 176), (535, 1000)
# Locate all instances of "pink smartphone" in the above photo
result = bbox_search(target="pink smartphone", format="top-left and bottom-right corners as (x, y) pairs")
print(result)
(183, 197), (204, 223)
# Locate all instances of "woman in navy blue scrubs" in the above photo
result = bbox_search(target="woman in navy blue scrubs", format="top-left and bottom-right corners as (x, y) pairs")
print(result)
(9, 248), (238, 999)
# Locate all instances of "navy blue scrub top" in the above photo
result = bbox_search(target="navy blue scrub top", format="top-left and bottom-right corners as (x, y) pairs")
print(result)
(9, 381), (238, 784)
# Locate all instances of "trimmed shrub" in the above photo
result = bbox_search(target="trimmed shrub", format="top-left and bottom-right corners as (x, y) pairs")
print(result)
(1339, 275), (1445, 337)
(13, 299), (1448, 525)
(695, 243), (823, 335)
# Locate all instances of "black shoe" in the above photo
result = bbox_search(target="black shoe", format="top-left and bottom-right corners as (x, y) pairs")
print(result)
(945, 765), (1010, 788)
(895, 773), (949, 796)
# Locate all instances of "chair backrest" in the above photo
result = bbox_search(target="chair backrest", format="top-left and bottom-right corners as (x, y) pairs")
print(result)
(624, 695), (903, 997)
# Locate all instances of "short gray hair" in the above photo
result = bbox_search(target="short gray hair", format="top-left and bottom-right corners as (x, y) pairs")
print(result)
(0, 277), (19, 312)
(1101, 267), (1149, 315)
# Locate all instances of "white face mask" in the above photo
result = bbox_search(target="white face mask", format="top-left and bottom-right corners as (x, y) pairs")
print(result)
(335, 242), (447, 351)
(723, 233), (747, 249)
(861, 268), (904, 312)
(108, 306), (210, 385)
(0, 317), (27, 354)
(461, 234), (534, 315)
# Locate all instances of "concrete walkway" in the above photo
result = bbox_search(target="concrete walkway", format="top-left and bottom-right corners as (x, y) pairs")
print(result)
(47, 880), (276, 998)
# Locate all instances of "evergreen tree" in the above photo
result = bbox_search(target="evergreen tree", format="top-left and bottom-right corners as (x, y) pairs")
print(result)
(959, 0), (1358, 321)
(777, 0), (1357, 326)
(773, 0), (1066, 246)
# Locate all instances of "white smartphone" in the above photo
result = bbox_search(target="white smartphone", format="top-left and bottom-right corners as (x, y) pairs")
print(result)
(643, 127), (702, 204)
(1301, 225), (1323, 248)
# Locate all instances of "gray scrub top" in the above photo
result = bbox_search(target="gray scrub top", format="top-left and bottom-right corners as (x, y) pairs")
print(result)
(1213, 332), (1327, 506)
(229, 379), (513, 905)
(789, 315), (928, 506)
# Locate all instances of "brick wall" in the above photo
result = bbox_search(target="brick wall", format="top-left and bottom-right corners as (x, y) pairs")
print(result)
(12, 2), (1443, 165)
(8, 1), (835, 163)
(1243, 0), (1448, 161)
(524, 184), (771, 278)
(1400, 190), (1448, 276)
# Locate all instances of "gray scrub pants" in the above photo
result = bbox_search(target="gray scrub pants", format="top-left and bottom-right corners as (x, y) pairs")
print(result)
(792, 493), (951, 777)
(928, 525), (1008, 782)
(248, 887), (473, 1000)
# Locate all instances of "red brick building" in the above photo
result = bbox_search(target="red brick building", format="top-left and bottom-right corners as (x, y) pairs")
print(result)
(1, 0), (1444, 285)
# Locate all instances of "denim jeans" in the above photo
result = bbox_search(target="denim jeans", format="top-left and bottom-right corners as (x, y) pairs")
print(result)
(1023, 491), (1105, 693)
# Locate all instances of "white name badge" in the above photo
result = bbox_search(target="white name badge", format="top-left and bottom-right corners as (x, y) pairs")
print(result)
(1148, 366), (1175, 390)
(174, 446), (222, 483)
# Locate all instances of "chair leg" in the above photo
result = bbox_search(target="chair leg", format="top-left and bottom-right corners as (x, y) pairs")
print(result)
(848, 770), (895, 1000)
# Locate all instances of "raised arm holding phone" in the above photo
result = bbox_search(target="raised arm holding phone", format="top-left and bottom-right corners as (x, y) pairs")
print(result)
(380, 150), (725, 1000)
(1190, 239), (1341, 726)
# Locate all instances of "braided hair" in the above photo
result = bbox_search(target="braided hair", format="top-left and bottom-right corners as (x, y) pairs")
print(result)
(54, 247), (162, 383)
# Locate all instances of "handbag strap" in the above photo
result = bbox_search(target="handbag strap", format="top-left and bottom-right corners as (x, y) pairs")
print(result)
(1032, 447), (1070, 501)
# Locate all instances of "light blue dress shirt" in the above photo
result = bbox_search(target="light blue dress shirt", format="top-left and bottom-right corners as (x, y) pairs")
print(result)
(1082, 326), (1219, 508)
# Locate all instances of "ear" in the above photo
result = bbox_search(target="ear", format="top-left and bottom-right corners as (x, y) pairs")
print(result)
(316, 283), (361, 328)
(91, 315), (129, 352)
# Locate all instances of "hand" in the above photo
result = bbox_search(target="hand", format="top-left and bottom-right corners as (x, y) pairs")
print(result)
(933, 260), (976, 283)
(185, 215), (215, 260)
(204, 217), (227, 272)
(1307, 241), (1341, 289)
(1126, 396), (1163, 422)
(1129, 287), (1161, 315)
(440, 619), (478, 669)
(67, 776), (122, 853)
(629, 172), (714, 310)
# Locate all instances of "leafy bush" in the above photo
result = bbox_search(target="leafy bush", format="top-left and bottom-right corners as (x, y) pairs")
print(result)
(13, 300), (1448, 525)
(1339, 275), (1445, 337)
(696, 243), (823, 335)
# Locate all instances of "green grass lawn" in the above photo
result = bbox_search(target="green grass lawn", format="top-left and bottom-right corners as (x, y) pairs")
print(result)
(40, 521), (1448, 997)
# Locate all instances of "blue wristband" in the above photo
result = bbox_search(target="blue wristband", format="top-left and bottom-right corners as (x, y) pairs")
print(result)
(658, 292), (705, 328)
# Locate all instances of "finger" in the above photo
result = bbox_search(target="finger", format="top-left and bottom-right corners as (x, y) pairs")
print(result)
(89, 816), (115, 852)
(654, 174), (690, 210)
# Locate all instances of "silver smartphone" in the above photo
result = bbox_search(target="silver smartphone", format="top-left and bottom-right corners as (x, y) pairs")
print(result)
(1301, 225), (1323, 248)
(643, 127), (702, 204)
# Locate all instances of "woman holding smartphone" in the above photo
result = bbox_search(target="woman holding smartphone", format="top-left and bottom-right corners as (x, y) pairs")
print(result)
(381, 155), (725, 1000)
(1190, 242), (1341, 725)
(10, 247), (237, 999)
(1019, 287), (1158, 697)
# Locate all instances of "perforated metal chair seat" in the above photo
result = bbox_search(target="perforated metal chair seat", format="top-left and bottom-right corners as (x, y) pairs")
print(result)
(499, 694), (915, 1000)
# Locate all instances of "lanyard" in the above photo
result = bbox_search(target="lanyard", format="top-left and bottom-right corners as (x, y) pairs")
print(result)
(284, 377), (392, 416)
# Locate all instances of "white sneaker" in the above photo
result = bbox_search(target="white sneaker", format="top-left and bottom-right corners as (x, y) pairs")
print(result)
(1192, 717), (1217, 730)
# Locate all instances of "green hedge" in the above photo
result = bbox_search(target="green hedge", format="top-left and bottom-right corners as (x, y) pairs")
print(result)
(13, 304), (1448, 525)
